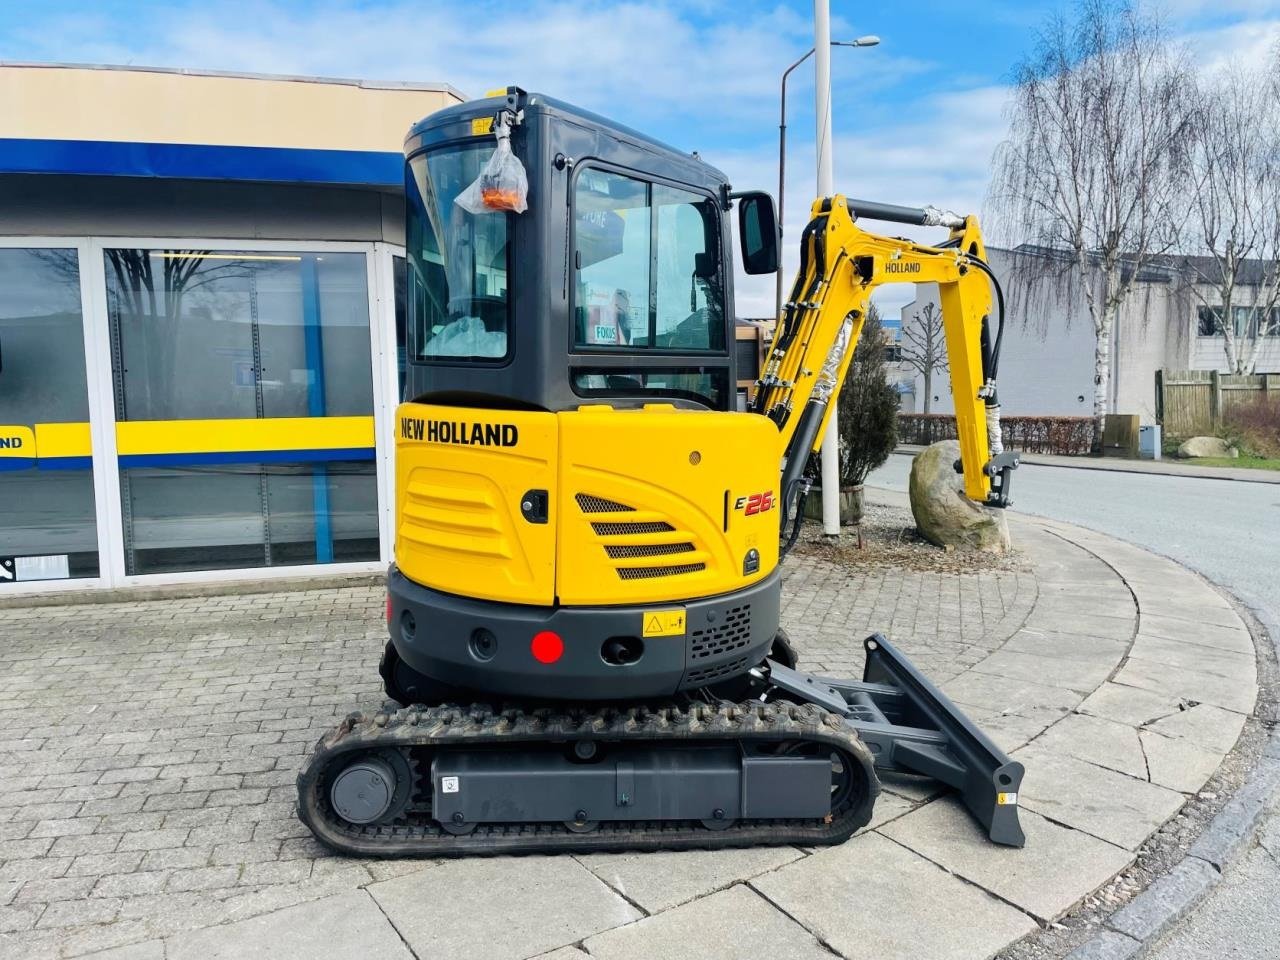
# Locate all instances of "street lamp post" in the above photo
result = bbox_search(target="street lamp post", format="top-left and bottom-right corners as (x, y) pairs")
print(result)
(775, 35), (879, 320)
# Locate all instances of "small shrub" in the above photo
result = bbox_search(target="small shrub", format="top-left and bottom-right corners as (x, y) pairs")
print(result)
(1222, 397), (1280, 458)
(836, 305), (899, 487)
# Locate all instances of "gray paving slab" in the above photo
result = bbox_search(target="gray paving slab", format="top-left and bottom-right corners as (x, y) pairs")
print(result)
(878, 798), (1133, 922)
(531, 949), (592, 960)
(971, 649), (1119, 694)
(1139, 730), (1224, 793)
(1127, 633), (1257, 680)
(1110, 658), (1257, 714)
(1028, 713), (1148, 780)
(368, 855), (641, 960)
(166, 891), (411, 960)
(751, 831), (1038, 960)
(1076, 682), (1188, 727)
(1000, 629), (1130, 662)
(583, 884), (831, 960)
(1146, 703), (1247, 754)
(1011, 746), (1187, 850)
(941, 670), (1083, 719)
(1137, 614), (1255, 655)
(576, 845), (803, 914)
(79, 942), (165, 960)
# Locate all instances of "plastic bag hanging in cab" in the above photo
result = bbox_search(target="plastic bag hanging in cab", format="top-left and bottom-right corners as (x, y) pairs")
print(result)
(455, 112), (528, 214)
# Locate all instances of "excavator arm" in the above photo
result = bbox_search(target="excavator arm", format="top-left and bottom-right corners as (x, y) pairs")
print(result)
(751, 195), (1019, 531)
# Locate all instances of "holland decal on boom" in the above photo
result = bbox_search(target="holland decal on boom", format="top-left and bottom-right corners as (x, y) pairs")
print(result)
(400, 417), (519, 447)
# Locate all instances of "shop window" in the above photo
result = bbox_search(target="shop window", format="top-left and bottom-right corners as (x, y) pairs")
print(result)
(105, 249), (379, 576)
(0, 248), (98, 583)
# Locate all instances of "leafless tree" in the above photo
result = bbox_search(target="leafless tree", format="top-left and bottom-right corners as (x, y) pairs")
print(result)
(989, 0), (1193, 439)
(1177, 65), (1280, 375)
(898, 302), (947, 414)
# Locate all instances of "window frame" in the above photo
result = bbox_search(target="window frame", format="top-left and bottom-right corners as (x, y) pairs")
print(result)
(405, 143), (515, 368)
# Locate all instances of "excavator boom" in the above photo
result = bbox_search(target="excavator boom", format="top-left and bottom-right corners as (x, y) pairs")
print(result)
(755, 196), (1018, 524)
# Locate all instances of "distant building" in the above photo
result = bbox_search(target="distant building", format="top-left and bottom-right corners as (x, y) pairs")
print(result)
(895, 247), (1280, 422)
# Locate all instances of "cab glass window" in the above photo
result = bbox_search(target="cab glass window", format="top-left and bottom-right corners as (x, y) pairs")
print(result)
(573, 170), (724, 352)
(407, 145), (510, 361)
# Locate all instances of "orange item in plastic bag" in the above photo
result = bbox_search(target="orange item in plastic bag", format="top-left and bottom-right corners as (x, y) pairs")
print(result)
(481, 187), (524, 211)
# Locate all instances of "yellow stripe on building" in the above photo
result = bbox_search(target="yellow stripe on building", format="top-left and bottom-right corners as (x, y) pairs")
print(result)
(114, 416), (376, 456)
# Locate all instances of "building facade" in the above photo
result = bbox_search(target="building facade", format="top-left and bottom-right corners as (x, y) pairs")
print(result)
(0, 63), (463, 593)
(894, 248), (1279, 422)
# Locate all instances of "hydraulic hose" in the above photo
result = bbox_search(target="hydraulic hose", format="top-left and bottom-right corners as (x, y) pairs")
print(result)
(964, 255), (1006, 384)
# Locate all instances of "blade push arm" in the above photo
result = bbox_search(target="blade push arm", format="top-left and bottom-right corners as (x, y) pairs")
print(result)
(751, 194), (1014, 521)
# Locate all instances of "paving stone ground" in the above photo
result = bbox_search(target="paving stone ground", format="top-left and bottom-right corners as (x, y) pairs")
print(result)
(0, 494), (1261, 960)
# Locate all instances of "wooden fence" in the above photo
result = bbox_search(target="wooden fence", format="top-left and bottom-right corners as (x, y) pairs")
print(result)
(1155, 370), (1280, 436)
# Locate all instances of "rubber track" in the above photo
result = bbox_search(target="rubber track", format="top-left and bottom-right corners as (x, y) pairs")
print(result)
(297, 700), (880, 858)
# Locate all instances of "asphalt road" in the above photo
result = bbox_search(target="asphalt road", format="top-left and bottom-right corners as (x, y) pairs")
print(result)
(868, 452), (1280, 615)
(868, 452), (1280, 959)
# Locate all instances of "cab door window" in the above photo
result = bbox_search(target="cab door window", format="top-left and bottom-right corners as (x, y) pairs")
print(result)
(573, 170), (723, 352)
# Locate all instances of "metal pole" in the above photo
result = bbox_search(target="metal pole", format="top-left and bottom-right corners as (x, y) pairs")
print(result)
(778, 48), (814, 322)
(814, 0), (840, 538)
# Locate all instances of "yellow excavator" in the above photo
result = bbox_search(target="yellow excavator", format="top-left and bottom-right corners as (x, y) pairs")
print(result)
(298, 87), (1023, 856)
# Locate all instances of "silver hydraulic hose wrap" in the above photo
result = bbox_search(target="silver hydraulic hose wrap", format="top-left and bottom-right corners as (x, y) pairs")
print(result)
(811, 316), (854, 405)
(922, 205), (965, 229)
(986, 403), (1004, 457)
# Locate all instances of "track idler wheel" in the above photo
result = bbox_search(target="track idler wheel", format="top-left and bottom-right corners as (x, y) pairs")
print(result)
(327, 749), (412, 827)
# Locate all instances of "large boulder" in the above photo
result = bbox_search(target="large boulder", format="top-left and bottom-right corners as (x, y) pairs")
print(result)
(909, 440), (1011, 553)
(1177, 436), (1237, 459)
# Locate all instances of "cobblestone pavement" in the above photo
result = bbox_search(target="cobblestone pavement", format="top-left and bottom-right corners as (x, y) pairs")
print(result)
(0, 500), (1261, 960)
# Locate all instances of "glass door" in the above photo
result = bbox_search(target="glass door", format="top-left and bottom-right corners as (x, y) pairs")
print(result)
(0, 244), (101, 585)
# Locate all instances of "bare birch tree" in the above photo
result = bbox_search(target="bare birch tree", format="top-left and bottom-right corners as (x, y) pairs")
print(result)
(1178, 66), (1280, 375)
(899, 302), (947, 414)
(989, 0), (1192, 440)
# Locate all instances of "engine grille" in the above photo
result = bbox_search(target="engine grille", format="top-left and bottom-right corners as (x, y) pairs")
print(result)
(605, 543), (696, 559)
(685, 655), (751, 686)
(576, 491), (705, 584)
(616, 563), (707, 580)
(689, 604), (752, 661)
(575, 494), (635, 514)
(591, 520), (675, 536)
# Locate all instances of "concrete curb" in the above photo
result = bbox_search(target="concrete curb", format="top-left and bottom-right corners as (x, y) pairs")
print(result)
(1063, 593), (1280, 960)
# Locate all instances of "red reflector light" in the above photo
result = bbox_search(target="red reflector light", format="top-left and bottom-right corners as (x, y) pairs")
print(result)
(531, 630), (564, 664)
(385, 593), (393, 626)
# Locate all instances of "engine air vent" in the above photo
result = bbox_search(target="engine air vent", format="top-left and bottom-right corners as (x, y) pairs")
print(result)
(616, 563), (706, 580)
(605, 542), (695, 559)
(689, 604), (752, 660)
(685, 655), (751, 686)
(576, 494), (635, 514)
(591, 520), (675, 536)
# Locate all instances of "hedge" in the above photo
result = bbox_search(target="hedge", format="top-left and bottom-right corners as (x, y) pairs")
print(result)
(898, 414), (1097, 456)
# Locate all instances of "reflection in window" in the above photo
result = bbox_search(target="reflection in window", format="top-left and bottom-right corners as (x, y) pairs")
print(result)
(105, 249), (378, 575)
(0, 248), (99, 581)
(407, 145), (510, 361)
(573, 170), (724, 352)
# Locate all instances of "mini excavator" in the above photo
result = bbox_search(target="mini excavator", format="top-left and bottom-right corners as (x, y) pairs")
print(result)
(298, 88), (1025, 856)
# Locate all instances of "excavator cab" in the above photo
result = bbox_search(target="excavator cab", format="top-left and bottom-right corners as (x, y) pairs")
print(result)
(296, 88), (1026, 858)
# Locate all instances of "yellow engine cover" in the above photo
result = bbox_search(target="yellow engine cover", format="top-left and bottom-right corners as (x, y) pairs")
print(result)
(394, 402), (783, 608)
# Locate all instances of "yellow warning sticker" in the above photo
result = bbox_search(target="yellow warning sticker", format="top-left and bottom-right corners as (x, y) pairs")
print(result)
(471, 116), (495, 136)
(642, 609), (687, 637)
(997, 792), (1018, 806)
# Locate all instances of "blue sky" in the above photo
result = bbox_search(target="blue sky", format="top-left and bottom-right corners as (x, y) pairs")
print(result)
(3, 0), (1279, 314)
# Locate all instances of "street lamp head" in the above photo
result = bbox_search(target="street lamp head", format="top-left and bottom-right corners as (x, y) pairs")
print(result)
(851, 35), (880, 47)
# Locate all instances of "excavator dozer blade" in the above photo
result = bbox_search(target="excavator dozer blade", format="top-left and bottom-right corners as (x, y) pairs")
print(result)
(850, 634), (1024, 847)
(769, 634), (1025, 847)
